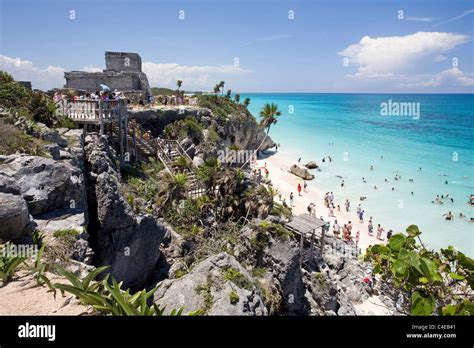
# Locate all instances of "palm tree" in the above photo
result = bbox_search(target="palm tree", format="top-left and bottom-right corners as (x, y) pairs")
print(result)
(243, 98), (250, 107)
(234, 94), (240, 103)
(240, 102), (281, 168)
(219, 81), (225, 95)
(226, 89), (232, 99)
(156, 172), (188, 209)
(213, 84), (220, 94)
(176, 80), (183, 105)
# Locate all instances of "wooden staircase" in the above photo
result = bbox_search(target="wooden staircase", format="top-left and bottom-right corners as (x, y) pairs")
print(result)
(115, 119), (205, 198)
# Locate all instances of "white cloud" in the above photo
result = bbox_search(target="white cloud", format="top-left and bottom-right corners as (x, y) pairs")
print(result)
(432, 9), (474, 28)
(245, 34), (293, 46)
(142, 62), (251, 90)
(82, 65), (102, 73)
(404, 16), (437, 22)
(405, 67), (474, 87)
(0, 54), (65, 90)
(338, 32), (469, 79)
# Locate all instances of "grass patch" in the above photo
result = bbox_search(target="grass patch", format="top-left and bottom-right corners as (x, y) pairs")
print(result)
(53, 229), (80, 239)
(229, 290), (239, 305)
(195, 278), (214, 313)
(0, 119), (46, 156)
(252, 267), (267, 278)
(222, 267), (253, 291)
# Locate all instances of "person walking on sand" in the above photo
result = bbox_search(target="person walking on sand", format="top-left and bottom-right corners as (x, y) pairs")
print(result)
(345, 199), (350, 212)
(329, 205), (335, 217)
(303, 180), (308, 192)
(347, 221), (353, 234)
(355, 231), (360, 248)
(333, 220), (340, 238)
(289, 192), (294, 207)
(368, 217), (374, 235)
(376, 224), (384, 240)
(342, 224), (349, 240)
(359, 210), (365, 223)
(297, 183), (302, 196)
(356, 204), (362, 216)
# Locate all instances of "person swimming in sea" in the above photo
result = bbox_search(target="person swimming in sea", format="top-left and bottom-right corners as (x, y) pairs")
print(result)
(370, 165), (374, 171)
(443, 211), (453, 221)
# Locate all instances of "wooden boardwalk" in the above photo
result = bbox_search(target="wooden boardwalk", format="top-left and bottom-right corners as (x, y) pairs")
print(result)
(56, 99), (205, 197)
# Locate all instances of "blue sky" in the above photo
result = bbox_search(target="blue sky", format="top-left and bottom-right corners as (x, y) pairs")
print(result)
(1, 0), (473, 92)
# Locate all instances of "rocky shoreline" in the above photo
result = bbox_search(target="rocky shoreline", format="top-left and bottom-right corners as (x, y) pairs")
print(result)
(0, 103), (400, 316)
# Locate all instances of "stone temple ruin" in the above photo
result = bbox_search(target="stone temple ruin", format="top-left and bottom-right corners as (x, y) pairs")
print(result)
(64, 51), (151, 99)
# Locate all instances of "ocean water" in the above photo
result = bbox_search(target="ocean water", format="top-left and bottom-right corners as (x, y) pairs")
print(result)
(241, 93), (474, 256)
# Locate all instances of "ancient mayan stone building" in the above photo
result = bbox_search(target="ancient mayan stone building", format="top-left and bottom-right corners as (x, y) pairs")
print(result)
(64, 51), (151, 98)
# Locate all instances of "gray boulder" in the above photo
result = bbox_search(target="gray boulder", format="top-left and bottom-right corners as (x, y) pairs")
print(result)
(305, 161), (318, 169)
(289, 164), (314, 180)
(0, 172), (21, 195)
(263, 238), (309, 315)
(0, 155), (85, 216)
(0, 192), (31, 241)
(154, 253), (267, 315)
(193, 156), (204, 167)
(35, 123), (68, 146)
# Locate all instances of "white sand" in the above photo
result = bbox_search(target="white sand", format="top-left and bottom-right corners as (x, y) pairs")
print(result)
(254, 151), (389, 252)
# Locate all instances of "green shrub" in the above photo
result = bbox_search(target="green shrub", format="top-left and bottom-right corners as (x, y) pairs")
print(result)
(0, 119), (46, 156)
(0, 243), (26, 283)
(53, 229), (80, 239)
(222, 267), (252, 290)
(229, 290), (239, 304)
(252, 267), (267, 278)
(195, 279), (214, 313)
(54, 265), (200, 316)
(365, 225), (474, 316)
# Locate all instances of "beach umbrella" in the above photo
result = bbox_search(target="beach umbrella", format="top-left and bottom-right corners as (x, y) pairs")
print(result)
(100, 84), (111, 92)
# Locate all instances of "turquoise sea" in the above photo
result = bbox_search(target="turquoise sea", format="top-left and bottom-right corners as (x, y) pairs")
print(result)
(242, 93), (474, 256)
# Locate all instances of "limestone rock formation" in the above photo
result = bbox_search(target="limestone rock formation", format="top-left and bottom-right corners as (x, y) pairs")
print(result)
(84, 133), (166, 290)
(305, 161), (318, 169)
(0, 155), (86, 216)
(289, 164), (315, 180)
(0, 192), (31, 241)
(154, 252), (267, 315)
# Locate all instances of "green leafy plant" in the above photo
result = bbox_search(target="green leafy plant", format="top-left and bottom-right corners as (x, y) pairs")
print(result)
(365, 225), (474, 316)
(29, 243), (54, 291)
(229, 290), (239, 304)
(222, 267), (252, 290)
(0, 243), (26, 283)
(195, 279), (214, 313)
(53, 266), (199, 316)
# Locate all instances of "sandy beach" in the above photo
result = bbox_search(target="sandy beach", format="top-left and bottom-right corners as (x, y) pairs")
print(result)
(254, 150), (389, 253)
